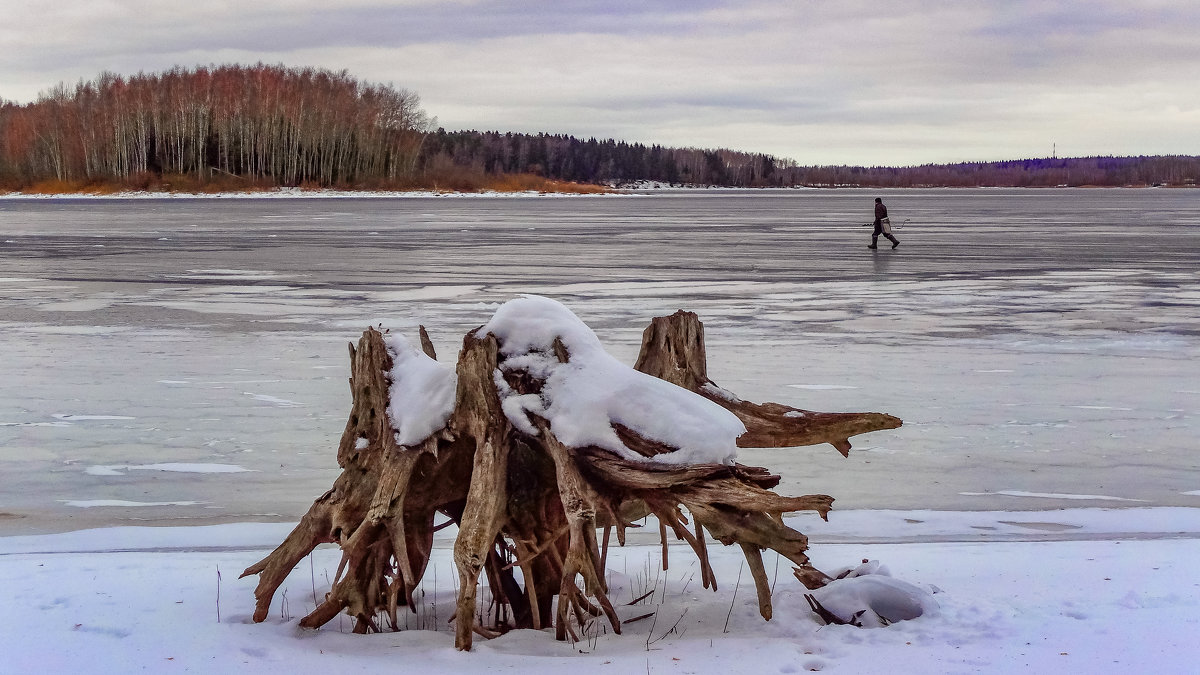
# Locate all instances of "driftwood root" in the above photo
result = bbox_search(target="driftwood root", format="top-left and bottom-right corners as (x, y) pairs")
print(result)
(242, 309), (901, 649)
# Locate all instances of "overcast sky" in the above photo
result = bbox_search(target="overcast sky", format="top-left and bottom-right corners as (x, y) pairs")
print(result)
(2, 1), (1197, 166)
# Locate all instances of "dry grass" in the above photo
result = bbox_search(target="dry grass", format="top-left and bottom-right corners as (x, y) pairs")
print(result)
(482, 173), (612, 194)
(6, 171), (612, 195)
(23, 179), (96, 195)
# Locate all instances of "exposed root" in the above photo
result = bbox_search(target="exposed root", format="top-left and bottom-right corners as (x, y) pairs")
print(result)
(242, 306), (900, 649)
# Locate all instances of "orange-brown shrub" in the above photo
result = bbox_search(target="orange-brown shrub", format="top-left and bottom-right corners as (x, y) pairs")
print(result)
(24, 179), (90, 194)
(8, 169), (610, 196)
(483, 173), (610, 194)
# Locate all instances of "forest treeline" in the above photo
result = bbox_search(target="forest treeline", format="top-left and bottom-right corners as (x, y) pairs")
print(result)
(422, 130), (1200, 188)
(421, 129), (782, 188)
(781, 155), (1200, 188)
(0, 64), (429, 190)
(1, 64), (1197, 191)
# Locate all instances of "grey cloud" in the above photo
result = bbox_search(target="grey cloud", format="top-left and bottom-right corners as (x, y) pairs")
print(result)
(2, 0), (726, 93)
(1, 0), (1197, 164)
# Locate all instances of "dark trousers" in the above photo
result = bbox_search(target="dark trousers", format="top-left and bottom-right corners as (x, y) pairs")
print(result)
(872, 219), (899, 246)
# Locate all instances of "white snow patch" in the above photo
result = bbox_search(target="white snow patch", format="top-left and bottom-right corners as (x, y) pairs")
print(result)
(85, 463), (253, 476)
(83, 466), (126, 476)
(701, 382), (740, 402)
(167, 269), (284, 280)
(384, 333), (457, 446)
(2, 515), (1195, 673)
(59, 500), (204, 508)
(476, 296), (744, 465)
(242, 393), (303, 407)
(372, 285), (483, 302)
(960, 490), (1146, 502)
(493, 369), (543, 436)
(1070, 405), (1134, 411)
(787, 507), (1200, 541)
(808, 574), (939, 627)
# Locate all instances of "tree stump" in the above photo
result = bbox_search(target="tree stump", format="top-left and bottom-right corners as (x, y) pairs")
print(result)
(242, 297), (901, 649)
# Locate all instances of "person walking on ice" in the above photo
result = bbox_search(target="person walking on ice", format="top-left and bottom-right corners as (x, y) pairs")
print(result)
(869, 197), (899, 249)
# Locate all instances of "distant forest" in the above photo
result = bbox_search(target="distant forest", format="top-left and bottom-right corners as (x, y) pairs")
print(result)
(1, 64), (1197, 191)
(0, 64), (429, 191)
(422, 130), (1200, 188)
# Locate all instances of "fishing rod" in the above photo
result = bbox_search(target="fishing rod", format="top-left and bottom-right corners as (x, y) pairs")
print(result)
(859, 218), (911, 229)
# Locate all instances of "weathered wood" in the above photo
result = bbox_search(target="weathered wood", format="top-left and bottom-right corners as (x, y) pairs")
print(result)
(240, 497), (335, 622)
(740, 542), (773, 620)
(242, 306), (902, 648)
(417, 325), (436, 359)
(633, 310), (902, 455)
(241, 327), (468, 631)
(449, 334), (512, 651)
(538, 421), (621, 640)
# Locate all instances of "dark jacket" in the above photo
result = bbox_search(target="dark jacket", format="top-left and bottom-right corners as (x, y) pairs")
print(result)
(875, 202), (888, 220)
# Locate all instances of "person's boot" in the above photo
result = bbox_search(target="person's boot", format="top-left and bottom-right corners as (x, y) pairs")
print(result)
(868, 244), (877, 249)
(891, 240), (899, 249)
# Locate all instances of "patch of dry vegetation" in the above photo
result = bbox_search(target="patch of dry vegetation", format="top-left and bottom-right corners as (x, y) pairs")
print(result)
(483, 173), (611, 194)
(4, 171), (613, 196)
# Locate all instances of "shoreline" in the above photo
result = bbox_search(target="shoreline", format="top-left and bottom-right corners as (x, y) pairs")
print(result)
(2, 184), (1195, 200)
(5, 506), (1200, 547)
(0, 187), (632, 200)
(5, 505), (1200, 542)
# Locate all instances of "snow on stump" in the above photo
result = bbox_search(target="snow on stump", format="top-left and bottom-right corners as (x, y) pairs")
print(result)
(241, 296), (902, 649)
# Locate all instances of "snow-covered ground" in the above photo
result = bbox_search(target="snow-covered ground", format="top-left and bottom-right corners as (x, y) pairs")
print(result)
(2, 189), (1198, 672)
(2, 514), (1196, 673)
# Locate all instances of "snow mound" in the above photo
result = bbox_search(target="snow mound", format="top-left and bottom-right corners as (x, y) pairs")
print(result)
(477, 295), (746, 465)
(384, 333), (457, 446)
(808, 562), (939, 628)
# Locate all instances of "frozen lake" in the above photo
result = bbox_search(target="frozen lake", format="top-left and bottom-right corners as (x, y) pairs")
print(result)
(1, 188), (1198, 535)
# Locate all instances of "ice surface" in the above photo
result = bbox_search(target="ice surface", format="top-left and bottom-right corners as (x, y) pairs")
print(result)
(1, 189), (1198, 533)
(60, 500), (205, 508)
(784, 506), (1200, 542)
(242, 393), (304, 406)
(52, 414), (136, 421)
(84, 463), (253, 475)
(960, 490), (1145, 501)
